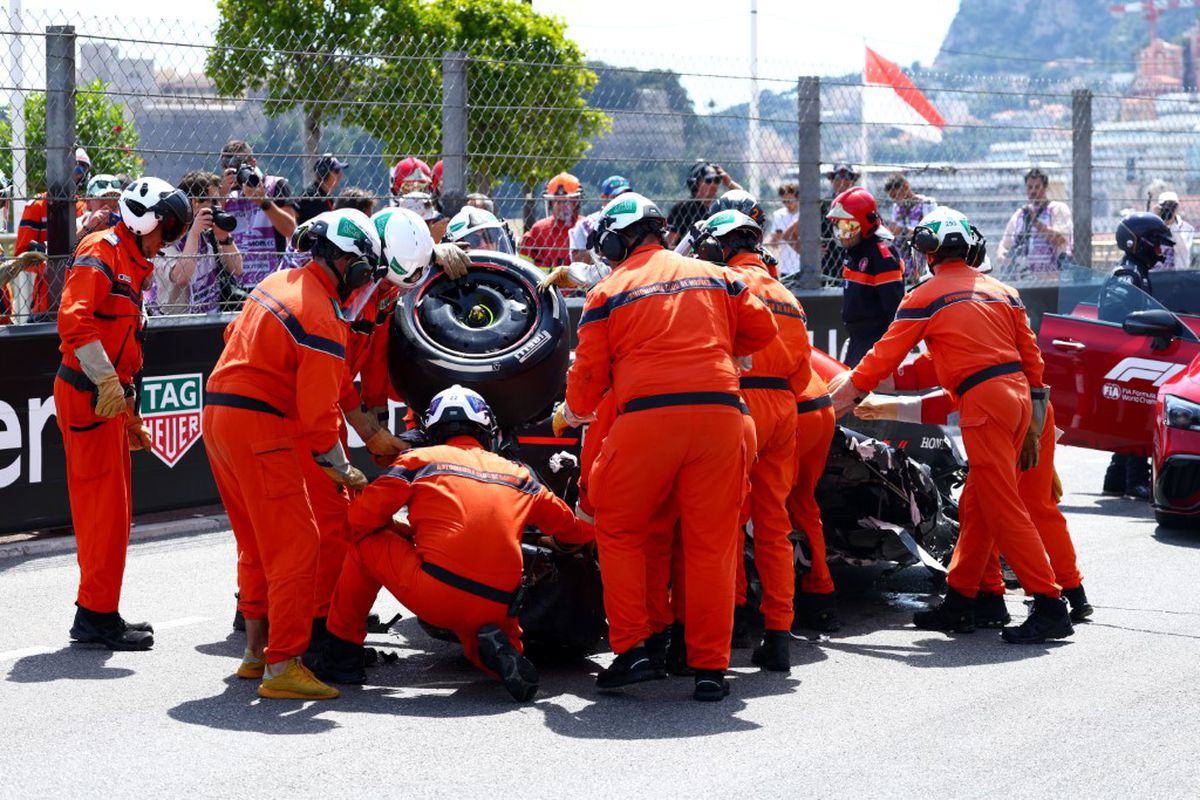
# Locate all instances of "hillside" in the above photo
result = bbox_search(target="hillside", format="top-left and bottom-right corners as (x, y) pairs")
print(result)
(934, 0), (1198, 80)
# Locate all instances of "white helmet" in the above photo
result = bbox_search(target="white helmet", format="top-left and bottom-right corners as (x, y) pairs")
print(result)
(912, 206), (973, 256)
(372, 207), (434, 289)
(444, 206), (514, 254)
(698, 209), (761, 240)
(423, 384), (499, 448)
(590, 192), (666, 264)
(119, 177), (192, 242)
(293, 207), (382, 267)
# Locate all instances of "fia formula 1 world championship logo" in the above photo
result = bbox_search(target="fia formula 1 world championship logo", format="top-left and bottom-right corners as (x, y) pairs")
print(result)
(138, 373), (203, 468)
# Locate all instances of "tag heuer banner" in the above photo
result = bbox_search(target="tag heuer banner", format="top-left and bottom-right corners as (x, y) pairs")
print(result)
(139, 373), (204, 468)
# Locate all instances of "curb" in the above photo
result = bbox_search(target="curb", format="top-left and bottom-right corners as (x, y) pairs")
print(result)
(0, 512), (230, 562)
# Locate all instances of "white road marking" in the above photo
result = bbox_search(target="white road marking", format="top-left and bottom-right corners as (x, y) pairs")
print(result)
(0, 646), (54, 662)
(154, 616), (209, 630)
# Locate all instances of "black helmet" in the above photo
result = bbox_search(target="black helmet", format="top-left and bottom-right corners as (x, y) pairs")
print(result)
(1115, 211), (1174, 270)
(707, 189), (766, 229)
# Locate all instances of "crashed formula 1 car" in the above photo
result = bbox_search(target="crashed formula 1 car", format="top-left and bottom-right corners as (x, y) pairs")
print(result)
(388, 252), (963, 655)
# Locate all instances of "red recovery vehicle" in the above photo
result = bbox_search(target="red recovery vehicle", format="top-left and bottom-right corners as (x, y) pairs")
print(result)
(1037, 266), (1200, 525)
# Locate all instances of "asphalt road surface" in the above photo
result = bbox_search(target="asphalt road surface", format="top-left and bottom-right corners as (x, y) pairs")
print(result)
(4, 444), (1200, 798)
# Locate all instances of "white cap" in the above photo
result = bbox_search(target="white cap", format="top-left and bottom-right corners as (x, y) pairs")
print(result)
(75, 147), (91, 166)
(1159, 190), (1180, 205)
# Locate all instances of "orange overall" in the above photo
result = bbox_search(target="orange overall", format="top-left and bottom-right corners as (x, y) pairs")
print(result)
(850, 259), (1060, 599)
(203, 261), (348, 662)
(789, 371), (837, 595)
(893, 354), (1083, 593)
(327, 437), (592, 671)
(566, 243), (777, 670)
(727, 252), (809, 631)
(55, 224), (154, 613)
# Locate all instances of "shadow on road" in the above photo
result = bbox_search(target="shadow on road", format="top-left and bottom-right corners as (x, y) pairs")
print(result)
(820, 634), (1065, 668)
(6, 646), (136, 683)
(1153, 525), (1200, 549)
(168, 676), (340, 735)
(1058, 497), (1155, 520)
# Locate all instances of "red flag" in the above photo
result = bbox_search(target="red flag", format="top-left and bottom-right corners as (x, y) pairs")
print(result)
(863, 47), (945, 142)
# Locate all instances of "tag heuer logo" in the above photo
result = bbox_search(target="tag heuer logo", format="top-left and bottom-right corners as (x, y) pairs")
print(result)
(139, 373), (203, 468)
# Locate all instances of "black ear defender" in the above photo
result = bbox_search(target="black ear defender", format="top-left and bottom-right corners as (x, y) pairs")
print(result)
(911, 225), (940, 254)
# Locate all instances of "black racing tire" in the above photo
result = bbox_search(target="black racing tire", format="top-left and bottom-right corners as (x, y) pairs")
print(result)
(388, 251), (570, 429)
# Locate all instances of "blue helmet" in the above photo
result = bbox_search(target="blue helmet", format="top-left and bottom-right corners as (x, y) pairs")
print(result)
(599, 175), (632, 199)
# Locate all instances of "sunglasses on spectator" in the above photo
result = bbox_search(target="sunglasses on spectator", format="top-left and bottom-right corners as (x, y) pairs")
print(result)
(779, 190), (797, 198)
(74, 163), (91, 180)
(91, 178), (122, 191)
(703, 176), (721, 184)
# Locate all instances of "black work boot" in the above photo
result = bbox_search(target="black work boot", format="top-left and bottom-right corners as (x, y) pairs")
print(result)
(70, 605), (154, 651)
(693, 669), (731, 702)
(307, 633), (368, 684)
(795, 591), (841, 633)
(304, 616), (330, 661)
(645, 628), (669, 672)
(1102, 455), (1127, 497)
(751, 629), (791, 672)
(1001, 594), (1074, 644)
(477, 625), (539, 702)
(232, 592), (246, 632)
(974, 592), (1011, 628)
(1125, 456), (1151, 502)
(665, 623), (693, 676)
(1063, 584), (1094, 622)
(596, 645), (667, 690)
(912, 587), (975, 633)
(730, 604), (752, 649)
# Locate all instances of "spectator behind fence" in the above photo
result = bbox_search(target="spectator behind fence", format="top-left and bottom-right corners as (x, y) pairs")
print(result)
(520, 173), (582, 269)
(883, 172), (937, 278)
(820, 163), (859, 285)
(297, 153), (347, 223)
(334, 186), (376, 217)
(391, 156), (433, 201)
(767, 182), (801, 279)
(667, 161), (741, 248)
(467, 192), (495, 213)
(398, 191), (448, 241)
(77, 174), (124, 239)
(153, 170), (243, 314)
(997, 167), (1072, 281)
(570, 175), (632, 264)
(1155, 191), (1195, 271)
(218, 139), (297, 290)
(13, 147), (89, 321)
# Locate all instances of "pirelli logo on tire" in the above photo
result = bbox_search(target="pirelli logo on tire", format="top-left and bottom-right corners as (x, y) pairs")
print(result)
(138, 373), (203, 468)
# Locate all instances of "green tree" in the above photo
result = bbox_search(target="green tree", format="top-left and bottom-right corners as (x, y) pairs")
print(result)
(206, 0), (382, 183)
(0, 79), (140, 192)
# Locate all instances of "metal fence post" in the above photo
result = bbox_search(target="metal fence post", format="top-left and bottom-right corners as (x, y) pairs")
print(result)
(45, 25), (76, 313)
(442, 50), (468, 218)
(1072, 87), (1093, 268)
(797, 76), (821, 289)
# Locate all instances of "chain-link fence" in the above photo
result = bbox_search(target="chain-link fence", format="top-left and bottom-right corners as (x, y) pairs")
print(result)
(1, 11), (1198, 323)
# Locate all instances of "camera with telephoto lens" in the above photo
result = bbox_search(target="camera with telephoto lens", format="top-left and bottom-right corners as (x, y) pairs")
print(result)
(211, 205), (237, 232)
(236, 164), (261, 189)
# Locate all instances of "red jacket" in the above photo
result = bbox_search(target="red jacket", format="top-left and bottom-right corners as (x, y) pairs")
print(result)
(566, 244), (778, 416)
(520, 216), (573, 268)
(347, 436), (592, 591)
(57, 223), (155, 383)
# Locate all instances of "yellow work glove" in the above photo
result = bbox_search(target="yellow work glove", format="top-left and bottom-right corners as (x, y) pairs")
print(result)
(552, 402), (569, 437)
(364, 428), (408, 467)
(1018, 426), (1041, 471)
(94, 374), (127, 418)
(538, 266), (582, 292)
(854, 395), (900, 421)
(126, 415), (153, 451)
(323, 464), (369, 491)
(1051, 468), (1063, 502)
(433, 242), (470, 279)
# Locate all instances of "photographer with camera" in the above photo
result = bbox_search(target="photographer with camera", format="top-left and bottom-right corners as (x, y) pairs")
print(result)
(997, 167), (1072, 282)
(1154, 190), (1194, 271)
(297, 153), (347, 224)
(218, 139), (297, 291)
(156, 170), (243, 314)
